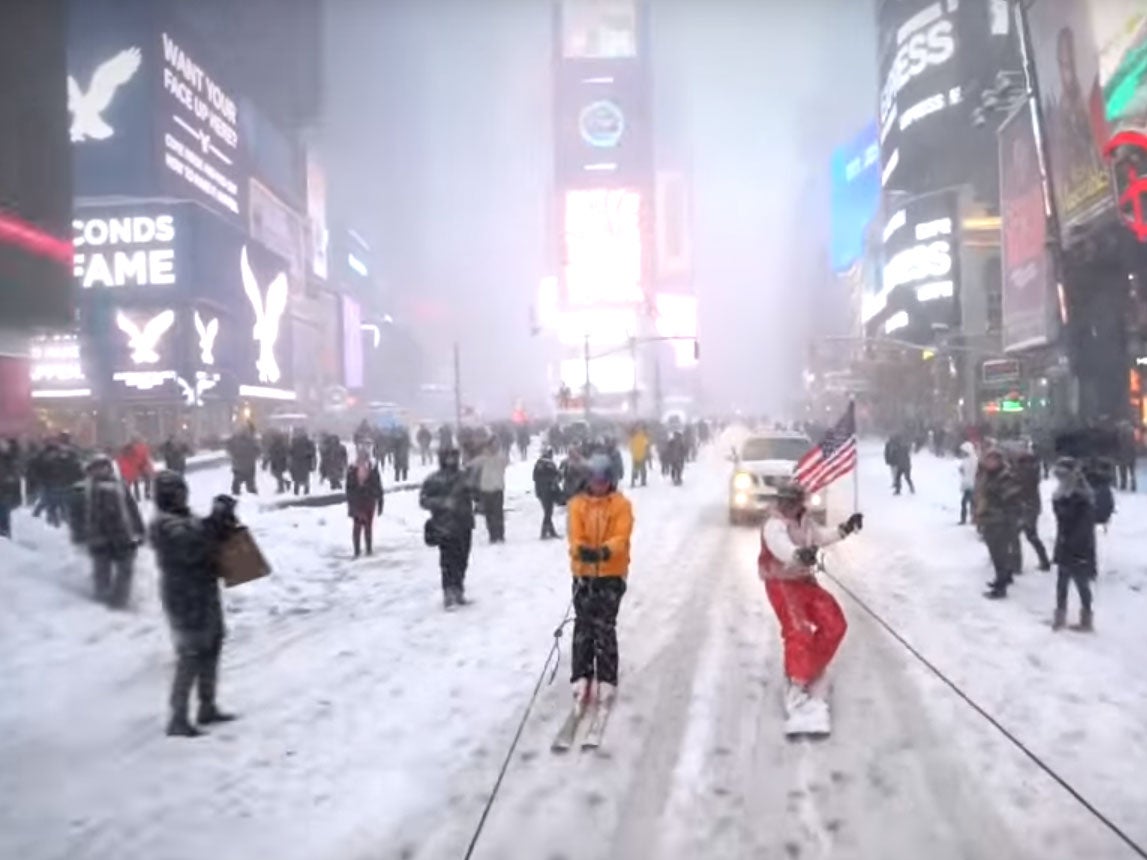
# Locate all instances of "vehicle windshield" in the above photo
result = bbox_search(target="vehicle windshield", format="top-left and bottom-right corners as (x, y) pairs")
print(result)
(740, 437), (810, 462)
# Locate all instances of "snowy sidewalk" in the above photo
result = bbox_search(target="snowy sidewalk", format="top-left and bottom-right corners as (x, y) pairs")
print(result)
(829, 443), (1147, 857)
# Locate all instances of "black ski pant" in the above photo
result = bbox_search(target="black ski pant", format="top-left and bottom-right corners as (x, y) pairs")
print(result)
(170, 627), (224, 720)
(231, 469), (257, 495)
(352, 516), (375, 556)
(983, 524), (1018, 589)
(571, 577), (627, 686)
(481, 490), (505, 542)
(1056, 563), (1094, 613)
(92, 548), (136, 608)
(1118, 461), (1137, 492)
(1019, 520), (1050, 569)
(631, 460), (648, 487)
(960, 489), (973, 524)
(893, 466), (915, 495)
(394, 463), (409, 483)
(439, 531), (472, 595)
(540, 498), (558, 539)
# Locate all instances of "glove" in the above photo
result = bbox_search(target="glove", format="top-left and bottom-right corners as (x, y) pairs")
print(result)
(795, 546), (819, 566)
(578, 545), (603, 563)
(838, 512), (864, 537)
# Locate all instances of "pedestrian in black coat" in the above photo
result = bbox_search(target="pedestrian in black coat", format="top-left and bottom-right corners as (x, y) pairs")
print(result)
(69, 455), (144, 608)
(0, 438), (21, 538)
(1051, 457), (1096, 631)
(1014, 452), (1051, 571)
(533, 448), (562, 539)
(228, 428), (259, 495)
(161, 436), (190, 475)
(149, 471), (239, 737)
(419, 446), (476, 609)
(884, 433), (915, 495)
(416, 424), (433, 465)
(346, 446), (384, 557)
(289, 430), (316, 495)
(978, 450), (1022, 599)
(393, 428), (411, 482)
(266, 431), (290, 493)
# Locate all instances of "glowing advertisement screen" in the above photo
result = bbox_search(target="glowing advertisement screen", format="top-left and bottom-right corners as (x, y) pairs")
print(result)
(561, 0), (638, 59)
(563, 188), (643, 307)
(830, 123), (881, 272)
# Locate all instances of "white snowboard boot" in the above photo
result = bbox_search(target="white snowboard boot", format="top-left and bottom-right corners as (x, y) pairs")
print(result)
(785, 680), (830, 736)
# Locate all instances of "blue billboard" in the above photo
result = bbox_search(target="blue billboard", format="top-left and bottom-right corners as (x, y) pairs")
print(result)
(830, 123), (881, 272)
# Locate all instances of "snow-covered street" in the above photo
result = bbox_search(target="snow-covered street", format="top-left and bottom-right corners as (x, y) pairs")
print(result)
(3, 441), (1146, 860)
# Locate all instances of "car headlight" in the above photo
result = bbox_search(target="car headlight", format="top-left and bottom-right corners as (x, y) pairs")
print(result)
(733, 491), (749, 507)
(733, 472), (754, 491)
(809, 492), (824, 508)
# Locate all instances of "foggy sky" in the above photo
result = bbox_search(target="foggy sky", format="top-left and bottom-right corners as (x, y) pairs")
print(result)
(322, 0), (875, 415)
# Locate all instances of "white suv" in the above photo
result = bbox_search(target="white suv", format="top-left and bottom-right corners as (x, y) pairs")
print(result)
(728, 432), (826, 525)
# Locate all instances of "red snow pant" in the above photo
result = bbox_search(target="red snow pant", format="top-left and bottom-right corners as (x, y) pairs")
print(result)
(764, 577), (847, 686)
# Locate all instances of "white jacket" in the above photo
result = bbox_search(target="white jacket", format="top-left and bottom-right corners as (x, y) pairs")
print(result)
(759, 513), (842, 580)
(475, 451), (509, 493)
(958, 442), (978, 491)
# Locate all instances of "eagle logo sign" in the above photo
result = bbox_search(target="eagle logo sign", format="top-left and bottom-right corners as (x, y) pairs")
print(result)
(116, 310), (175, 365)
(68, 47), (142, 143)
(194, 311), (219, 365)
(240, 246), (288, 384)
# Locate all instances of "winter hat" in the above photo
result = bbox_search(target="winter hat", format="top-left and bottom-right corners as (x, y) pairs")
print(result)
(153, 470), (189, 513)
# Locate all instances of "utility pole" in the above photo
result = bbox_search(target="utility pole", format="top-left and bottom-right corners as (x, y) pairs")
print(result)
(452, 341), (463, 429)
(629, 335), (639, 416)
(583, 333), (591, 421)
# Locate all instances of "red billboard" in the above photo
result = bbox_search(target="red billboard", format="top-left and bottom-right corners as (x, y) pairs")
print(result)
(999, 105), (1057, 352)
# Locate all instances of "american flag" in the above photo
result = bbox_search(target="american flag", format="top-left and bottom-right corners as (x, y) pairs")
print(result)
(793, 401), (857, 494)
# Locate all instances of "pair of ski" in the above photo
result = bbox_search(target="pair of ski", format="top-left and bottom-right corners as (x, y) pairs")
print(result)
(551, 699), (612, 752)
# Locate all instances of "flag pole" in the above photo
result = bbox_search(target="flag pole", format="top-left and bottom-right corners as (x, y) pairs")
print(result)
(851, 399), (860, 513)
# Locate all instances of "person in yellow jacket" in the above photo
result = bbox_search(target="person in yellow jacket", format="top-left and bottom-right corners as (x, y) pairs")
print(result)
(567, 453), (635, 709)
(629, 425), (650, 488)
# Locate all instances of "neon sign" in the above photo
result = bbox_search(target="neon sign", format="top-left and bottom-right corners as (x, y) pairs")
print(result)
(1103, 131), (1147, 242)
(563, 188), (643, 306)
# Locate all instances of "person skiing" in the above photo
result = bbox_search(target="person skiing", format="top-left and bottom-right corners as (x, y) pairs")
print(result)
(532, 447), (562, 539)
(759, 481), (863, 735)
(978, 449), (1022, 599)
(149, 471), (240, 737)
(416, 424), (433, 466)
(420, 446), (477, 609)
(69, 454), (145, 608)
(958, 440), (978, 525)
(1050, 457), (1096, 631)
(567, 453), (634, 713)
(1015, 450), (1051, 571)
(345, 443), (384, 557)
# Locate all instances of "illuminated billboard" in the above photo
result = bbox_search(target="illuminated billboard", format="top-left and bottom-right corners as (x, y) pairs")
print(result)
(561, 0), (638, 59)
(563, 187), (643, 307)
(830, 124), (881, 272)
(561, 353), (636, 395)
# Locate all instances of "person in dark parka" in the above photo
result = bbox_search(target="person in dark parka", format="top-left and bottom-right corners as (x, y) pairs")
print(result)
(346, 444), (384, 557)
(289, 429), (317, 495)
(0, 438), (21, 538)
(228, 427), (259, 495)
(1014, 451), (1051, 571)
(161, 435), (191, 475)
(532, 447), (562, 540)
(1051, 457), (1096, 631)
(978, 449), (1022, 599)
(419, 446), (476, 609)
(69, 454), (145, 608)
(149, 471), (238, 737)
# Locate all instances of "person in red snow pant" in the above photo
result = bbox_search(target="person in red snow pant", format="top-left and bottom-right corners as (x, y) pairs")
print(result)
(764, 577), (847, 685)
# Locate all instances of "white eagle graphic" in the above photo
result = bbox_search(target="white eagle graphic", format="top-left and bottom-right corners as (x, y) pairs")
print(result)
(194, 311), (219, 365)
(240, 246), (288, 385)
(116, 310), (175, 365)
(68, 47), (142, 143)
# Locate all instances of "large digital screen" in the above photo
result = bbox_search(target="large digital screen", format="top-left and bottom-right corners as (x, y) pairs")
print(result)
(563, 188), (644, 307)
(561, 354), (636, 395)
(72, 208), (181, 291)
(1, 0), (74, 328)
(555, 60), (651, 183)
(561, 0), (638, 59)
(830, 123), (881, 272)
(1095, 1), (1147, 132)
